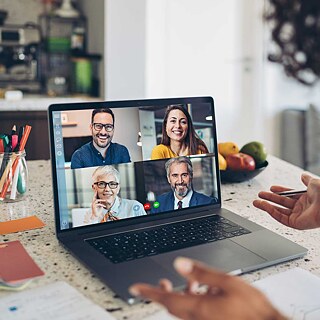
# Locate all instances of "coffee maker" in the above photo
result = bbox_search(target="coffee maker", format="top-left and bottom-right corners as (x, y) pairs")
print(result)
(0, 23), (42, 92)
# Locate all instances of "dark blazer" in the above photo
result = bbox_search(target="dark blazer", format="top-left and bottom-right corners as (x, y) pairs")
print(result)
(151, 190), (218, 214)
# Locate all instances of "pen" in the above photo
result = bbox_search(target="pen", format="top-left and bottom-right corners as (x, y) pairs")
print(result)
(0, 139), (4, 153)
(14, 126), (24, 152)
(11, 125), (18, 151)
(276, 189), (307, 197)
(0, 144), (10, 178)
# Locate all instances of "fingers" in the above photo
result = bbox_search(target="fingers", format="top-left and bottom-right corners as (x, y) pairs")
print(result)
(301, 173), (313, 187)
(159, 277), (199, 294)
(253, 200), (291, 227)
(257, 191), (296, 209)
(92, 190), (97, 203)
(173, 257), (238, 291)
(269, 185), (290, 193)
(253, 199), (291, 215)
(159, 278), (173, 292)
(129, 284), (200, 320)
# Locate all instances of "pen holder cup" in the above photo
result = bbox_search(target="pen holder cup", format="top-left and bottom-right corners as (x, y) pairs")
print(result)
(0, 150), (28, 202)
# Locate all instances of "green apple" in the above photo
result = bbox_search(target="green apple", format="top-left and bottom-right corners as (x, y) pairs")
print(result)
(240, 141), (267, 166)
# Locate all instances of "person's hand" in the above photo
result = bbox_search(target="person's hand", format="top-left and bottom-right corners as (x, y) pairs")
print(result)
(253, 173), (320, 230)
(91, 190), (107, 218)
(129, 257), (287, 320)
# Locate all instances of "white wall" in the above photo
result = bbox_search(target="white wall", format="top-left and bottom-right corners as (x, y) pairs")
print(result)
(144, 0), (266, 150)
(105, 0), (146, 100)
(104, 0), (320, 158)
(263, 61), (320, 156)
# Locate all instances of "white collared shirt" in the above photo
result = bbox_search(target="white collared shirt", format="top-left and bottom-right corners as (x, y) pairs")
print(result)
(174, 190), (193, 210)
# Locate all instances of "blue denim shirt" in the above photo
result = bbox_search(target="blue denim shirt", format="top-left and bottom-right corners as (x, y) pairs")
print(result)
(70, 141), (131, 169)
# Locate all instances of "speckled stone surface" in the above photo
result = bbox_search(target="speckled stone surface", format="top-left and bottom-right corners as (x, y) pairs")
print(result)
(0, 155), (319, 319)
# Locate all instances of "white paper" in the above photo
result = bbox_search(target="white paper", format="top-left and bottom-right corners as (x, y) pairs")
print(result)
(253, 268), (320, 319)
(0, 281), (116, 320)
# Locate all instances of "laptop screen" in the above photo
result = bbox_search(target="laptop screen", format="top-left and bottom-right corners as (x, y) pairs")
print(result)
(48, 97), (221, 231)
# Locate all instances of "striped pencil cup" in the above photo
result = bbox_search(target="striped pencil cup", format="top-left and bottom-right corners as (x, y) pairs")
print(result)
(0, 150), (28, 202)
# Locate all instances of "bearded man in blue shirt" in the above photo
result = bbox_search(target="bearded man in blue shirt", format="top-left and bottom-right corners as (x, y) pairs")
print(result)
(71, 108), (131, 169)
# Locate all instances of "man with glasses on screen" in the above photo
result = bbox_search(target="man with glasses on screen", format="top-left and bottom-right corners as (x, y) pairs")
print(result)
(151, 156), (217, 214)
(71, 108), (131, 169)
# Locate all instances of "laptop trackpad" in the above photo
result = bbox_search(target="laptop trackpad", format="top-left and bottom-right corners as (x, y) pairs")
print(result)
(151, 239), (266, 274)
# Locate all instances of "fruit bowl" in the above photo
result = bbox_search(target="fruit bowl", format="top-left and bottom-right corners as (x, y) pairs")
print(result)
(220, 161), (268, 183)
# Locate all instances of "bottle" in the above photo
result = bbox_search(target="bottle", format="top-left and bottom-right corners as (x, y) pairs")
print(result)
(71, 27), (85, 55)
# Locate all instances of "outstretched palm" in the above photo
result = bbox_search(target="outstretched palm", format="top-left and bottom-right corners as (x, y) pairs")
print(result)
(253, 173), (320, 230)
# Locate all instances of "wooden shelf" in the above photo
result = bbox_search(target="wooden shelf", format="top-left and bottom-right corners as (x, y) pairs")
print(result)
(61, 122), (78, 127)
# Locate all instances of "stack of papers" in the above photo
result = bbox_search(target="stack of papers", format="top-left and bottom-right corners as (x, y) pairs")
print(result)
(0, 281), (115, 320)
(254, 268), (320, 319)
(0, 240), (44, 290)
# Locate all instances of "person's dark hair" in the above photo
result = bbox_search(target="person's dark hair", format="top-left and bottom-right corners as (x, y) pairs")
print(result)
(161, 105), (209, 154)
(266, 0), (320, 85)
(91, 108), (115, 124)
(165, 156), (193, 179)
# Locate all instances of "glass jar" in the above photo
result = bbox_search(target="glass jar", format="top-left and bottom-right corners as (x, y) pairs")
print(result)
(0, 150), (28, 202)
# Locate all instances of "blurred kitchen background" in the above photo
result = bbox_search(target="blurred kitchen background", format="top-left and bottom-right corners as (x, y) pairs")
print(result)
(0, 0), (103, 97)
(1, 0), (320, 175)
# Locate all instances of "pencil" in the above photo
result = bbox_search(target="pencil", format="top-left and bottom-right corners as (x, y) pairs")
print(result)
(276, 189), (307, 197)
(0, 153), (17, 192)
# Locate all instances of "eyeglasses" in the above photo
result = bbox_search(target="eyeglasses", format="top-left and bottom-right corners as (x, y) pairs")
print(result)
(92, 123), (114, 132)
(94, 181), (119, 189)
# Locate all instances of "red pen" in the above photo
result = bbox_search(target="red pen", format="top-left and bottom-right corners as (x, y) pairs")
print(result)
(0, 139), (4, 153)
(0, 134), (7, 153)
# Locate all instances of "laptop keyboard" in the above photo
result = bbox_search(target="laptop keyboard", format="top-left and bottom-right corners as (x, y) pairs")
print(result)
(86, 215), (251, 264)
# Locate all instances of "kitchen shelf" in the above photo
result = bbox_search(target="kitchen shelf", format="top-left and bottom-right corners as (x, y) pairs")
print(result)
(61, 122), (78, 127)
(38, 14), (87, 95)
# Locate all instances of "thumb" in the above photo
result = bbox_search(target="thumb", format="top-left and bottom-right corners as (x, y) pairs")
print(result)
(301, 173), (313, 187)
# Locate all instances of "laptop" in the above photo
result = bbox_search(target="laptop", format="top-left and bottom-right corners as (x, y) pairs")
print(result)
(48, 96), (307, 304)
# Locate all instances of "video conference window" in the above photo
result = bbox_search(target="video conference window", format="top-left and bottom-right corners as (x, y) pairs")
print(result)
(52, 102), (218, 230)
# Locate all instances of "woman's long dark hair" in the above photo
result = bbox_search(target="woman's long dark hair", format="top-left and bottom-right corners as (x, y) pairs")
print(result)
(161, 105), (209, 155)
(266, 0), (320, 85)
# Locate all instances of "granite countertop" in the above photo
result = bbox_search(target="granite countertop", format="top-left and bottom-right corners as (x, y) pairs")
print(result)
(0, 95), (102, 111)
(0, 155), (319, 319)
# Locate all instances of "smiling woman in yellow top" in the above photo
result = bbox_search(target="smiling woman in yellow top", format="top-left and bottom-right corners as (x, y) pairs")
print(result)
(151, 105), (209, 160)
